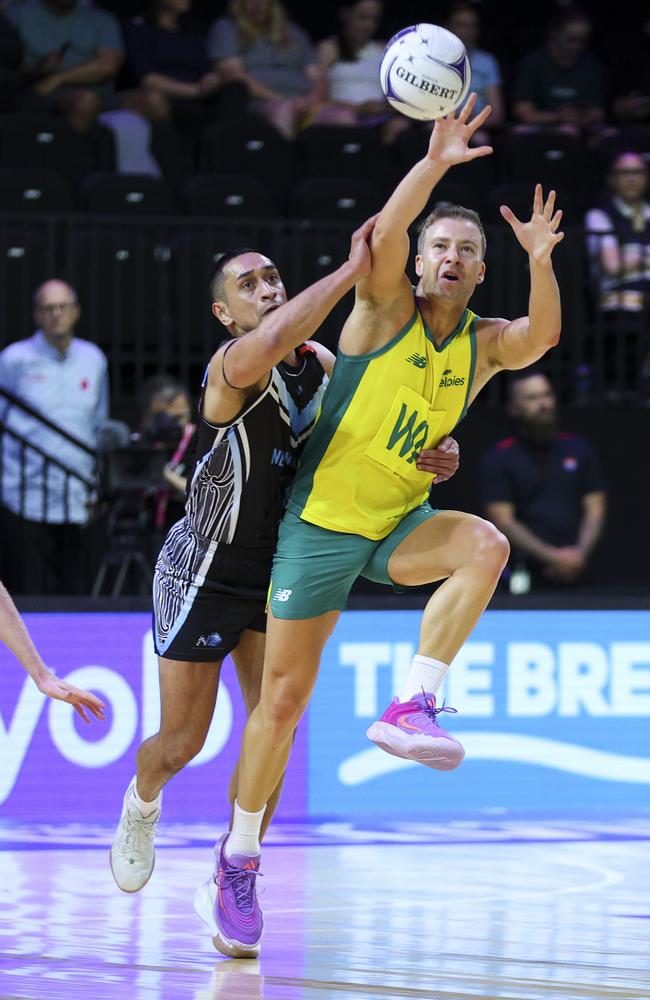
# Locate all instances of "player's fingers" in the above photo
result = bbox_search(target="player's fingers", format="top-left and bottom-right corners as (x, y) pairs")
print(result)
(499, 204), (520, 226)
(355, 213), (379, 239)
(533, 183), (543, 215)
(543, 189), (556, 220)
(457, 91), (477, 122)
(74, 703), (90, 724)
(466, 144), (493, 161)
(550, 208), (563, 231)
(467, 102), (491, 132)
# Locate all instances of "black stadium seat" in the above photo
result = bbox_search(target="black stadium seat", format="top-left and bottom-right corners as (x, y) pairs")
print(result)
(292, 177), (382, 223)
(199, 118), (294, 200)
(0, 168), (75, 213)
(0, 114), (95, 184)
(296, 125), (393, 190)
(183, 174), (277, 218)
(0, 222), (57, 340)
(80, 173), (175, 215)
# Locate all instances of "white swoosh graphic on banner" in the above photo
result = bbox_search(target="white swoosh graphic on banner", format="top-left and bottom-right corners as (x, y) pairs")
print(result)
(338, 733), (650, 786)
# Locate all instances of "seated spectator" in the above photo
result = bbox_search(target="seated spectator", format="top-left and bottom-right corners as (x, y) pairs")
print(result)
(0, 9), (25, 112)
(7, 0), (124, 133)
(123, 0), (248, 150)
(479, 369), (606, 590)
(584, 151), (650, 399)
(0, 279), (109, 596)
(443, 0), (505, 138)
(315, 0), (408, 142)
(207, 0), (330, 139)
(512, 6), (606, 137)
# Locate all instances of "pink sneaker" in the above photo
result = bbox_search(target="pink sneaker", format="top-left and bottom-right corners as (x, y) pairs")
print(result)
(366, 691), (465, 771)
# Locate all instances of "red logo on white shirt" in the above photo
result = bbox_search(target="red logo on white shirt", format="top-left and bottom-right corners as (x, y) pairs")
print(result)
(80, 378), (89, 390)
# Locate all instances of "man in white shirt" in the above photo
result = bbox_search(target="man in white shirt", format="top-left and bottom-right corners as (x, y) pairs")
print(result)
(0, 279), (109, 594)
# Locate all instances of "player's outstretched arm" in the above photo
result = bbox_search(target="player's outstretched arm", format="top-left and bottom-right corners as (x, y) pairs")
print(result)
(0, 580), (105, 723)
(360, 94), (492, 303)
(211, 216), (375, 392)
(483, 185), (563, 372)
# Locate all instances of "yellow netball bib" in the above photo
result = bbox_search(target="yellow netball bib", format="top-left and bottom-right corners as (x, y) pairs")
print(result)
(288, 304), (477, 540)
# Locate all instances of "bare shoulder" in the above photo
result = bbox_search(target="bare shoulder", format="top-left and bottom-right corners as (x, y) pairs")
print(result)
(339, 278), (417, 356)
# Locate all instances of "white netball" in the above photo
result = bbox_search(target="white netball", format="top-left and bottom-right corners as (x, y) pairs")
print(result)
(380, 23), (472, 121)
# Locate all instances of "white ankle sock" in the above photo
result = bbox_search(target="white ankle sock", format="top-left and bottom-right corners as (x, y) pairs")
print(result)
(398, 655), (448, 702)
(226, 800), (267, 857)
(131, 779), (161, 817)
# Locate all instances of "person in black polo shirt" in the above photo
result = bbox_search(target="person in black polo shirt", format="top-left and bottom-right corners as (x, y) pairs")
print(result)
(479, 369), (606, 588)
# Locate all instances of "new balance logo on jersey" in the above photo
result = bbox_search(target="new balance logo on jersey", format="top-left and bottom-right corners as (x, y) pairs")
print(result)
(195, 632), (223, 648)
(272, 448), (295, 468)
(406, 353), (427, 369)
(273, 588), (293, 602)
(439, 367), (465, 387)
(386, 403), (429, 464)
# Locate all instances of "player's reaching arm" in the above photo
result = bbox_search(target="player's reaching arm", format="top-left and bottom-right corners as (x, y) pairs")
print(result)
(358, 94), (492, 306)
(0, 580), (105, 722)
(208, 216), (375, 400)
(477, 185), (563, 380)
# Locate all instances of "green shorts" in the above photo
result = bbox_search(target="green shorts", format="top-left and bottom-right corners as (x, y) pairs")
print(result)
(268, 504), (441, 620)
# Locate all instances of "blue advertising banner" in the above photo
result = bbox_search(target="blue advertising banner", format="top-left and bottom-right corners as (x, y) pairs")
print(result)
(308, 610), (650, 815)
(1, 610), (648, 820)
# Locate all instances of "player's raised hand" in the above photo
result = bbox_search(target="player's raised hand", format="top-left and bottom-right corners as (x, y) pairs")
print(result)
(347, 214), (378, 278)
(36, 671), (106, 723)
(427, 92), (493, 166)
(500, 184), (565, 264)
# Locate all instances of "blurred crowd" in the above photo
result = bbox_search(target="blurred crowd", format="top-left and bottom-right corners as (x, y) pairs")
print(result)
(1, 0), (648, 595)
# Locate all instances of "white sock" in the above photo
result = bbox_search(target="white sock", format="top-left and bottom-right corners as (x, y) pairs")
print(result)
(398, 655), (448, 702)
(131, 778), (161, 817)
(226, 800), (267, 857)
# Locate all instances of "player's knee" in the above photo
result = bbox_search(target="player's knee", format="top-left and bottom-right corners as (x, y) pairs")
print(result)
(473, 519), (510, 574)
(264, 689), (306, 736)
(161, 733), (205, 773)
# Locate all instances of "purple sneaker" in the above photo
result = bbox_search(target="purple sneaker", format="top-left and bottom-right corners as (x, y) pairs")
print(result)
(193, 834), (263, 958)
(366, 690), (465, 771)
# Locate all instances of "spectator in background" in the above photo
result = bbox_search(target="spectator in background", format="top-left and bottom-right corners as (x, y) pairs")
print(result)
(7, 0), (162, 175)
(207, 0), (329, 139)
(584, 151), (650, 399)
(479, 370), (606, 590)
(0, 279), (109, 596)
(7, 0), (125, 133)
(123, 0), (248, 156)
(315, 0), (408, 142)
(0, 578), (105, 721)
(512, 7), (606, 136)
(443, 0), (505, 139)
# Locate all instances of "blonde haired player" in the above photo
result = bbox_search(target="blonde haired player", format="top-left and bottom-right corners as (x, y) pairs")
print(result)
(197, 93), (564, 956)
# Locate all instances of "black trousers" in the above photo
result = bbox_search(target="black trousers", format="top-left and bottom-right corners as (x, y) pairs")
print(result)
(0, 505), (92, 596)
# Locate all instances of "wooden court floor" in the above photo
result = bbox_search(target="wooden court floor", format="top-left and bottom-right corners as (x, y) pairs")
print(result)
(0, 818), (648, 1000)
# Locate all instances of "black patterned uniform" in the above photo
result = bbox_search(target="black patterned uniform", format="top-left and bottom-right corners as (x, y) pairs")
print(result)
(152, 345), (327, 661)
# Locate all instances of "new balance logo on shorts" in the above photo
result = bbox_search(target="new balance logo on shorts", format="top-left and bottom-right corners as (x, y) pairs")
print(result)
(195, 632), (223, 647)
(273, 588), (293, 602)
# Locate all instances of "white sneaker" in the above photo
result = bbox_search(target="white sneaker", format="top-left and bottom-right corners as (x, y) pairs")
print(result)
(109, 778), (161, 893)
